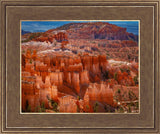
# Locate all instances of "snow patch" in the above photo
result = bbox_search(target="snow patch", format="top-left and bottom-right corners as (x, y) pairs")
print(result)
(108, 59), (131, 65)
(21, 41), (51, 46)
(38, 50), (55, 54)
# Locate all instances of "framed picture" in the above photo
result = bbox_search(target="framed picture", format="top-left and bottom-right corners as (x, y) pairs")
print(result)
(21, 20), (140, 114)
(0, 0), (159, 133)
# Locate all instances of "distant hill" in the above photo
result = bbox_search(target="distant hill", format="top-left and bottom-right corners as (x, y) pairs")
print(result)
(47, 22), (138, 42)
(21, 22), (138, 43)
(21, 30), (31, 35)
(33, 30), (46, 33)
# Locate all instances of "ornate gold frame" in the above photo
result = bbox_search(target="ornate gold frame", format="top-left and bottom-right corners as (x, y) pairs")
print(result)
(0, 0), (159, 133)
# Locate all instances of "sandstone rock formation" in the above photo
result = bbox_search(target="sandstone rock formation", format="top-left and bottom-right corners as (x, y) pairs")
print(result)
(21, 21), (139, 113)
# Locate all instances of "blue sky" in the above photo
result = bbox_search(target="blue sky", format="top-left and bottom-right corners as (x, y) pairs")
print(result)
(21, 20), (139, 35)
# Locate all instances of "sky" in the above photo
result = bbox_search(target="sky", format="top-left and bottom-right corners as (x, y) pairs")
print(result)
(21, 20), (139, 35)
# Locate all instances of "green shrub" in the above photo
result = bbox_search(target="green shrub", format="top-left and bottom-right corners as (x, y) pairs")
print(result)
(52, 102), (58, 112)
(22, 32), (42, 43)
(25, 100), (31, 112)
(103, 71), (109, 79)
(130, 102), (134, 106)
(104, 105), (111, 112)
(128, 90), (137, 100)
(29, 32), (41, 40)
(133, 76), (138, 85)
(77, 96), (80, 100)
(22, 39), (30, 43)
(47, 96), (59, 112)
(135, 102), (139, 109)
(119, 107), (124, 113)
(128, 55), (131, 60)
(26, 105), (31, 112)
(93, 102), (99, 112)
(35, 105), (41, 112)
(114, 72), (118, 81)
(117, 89), (121, 94)
(30, 59), (32, 64)
(120, 68), (124, 72)
(86, 105), (89, 109)
(128, 105), (131, 113)
(41, 102), (46, 112)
